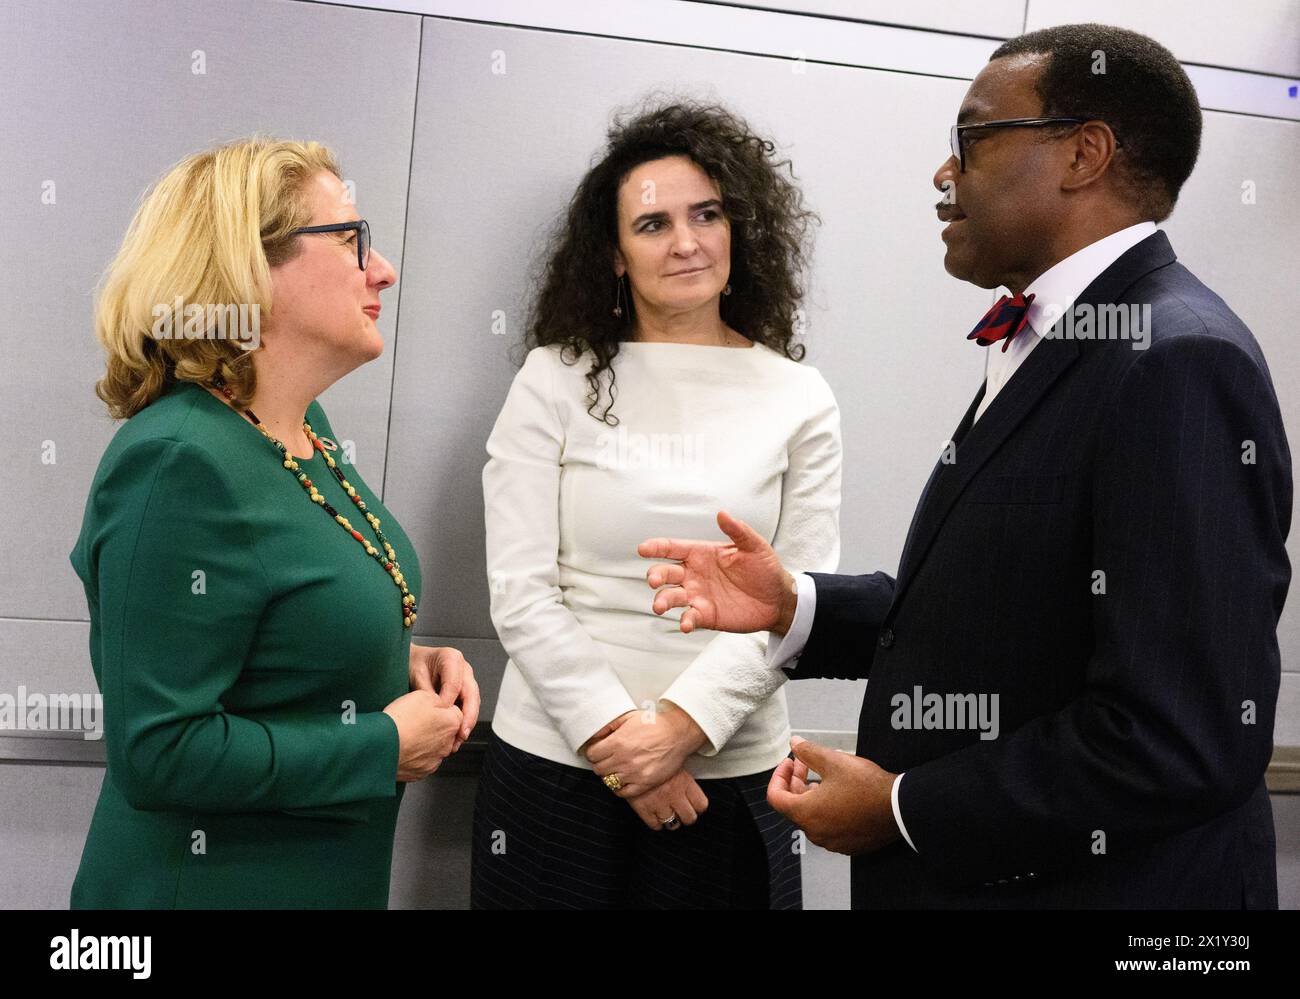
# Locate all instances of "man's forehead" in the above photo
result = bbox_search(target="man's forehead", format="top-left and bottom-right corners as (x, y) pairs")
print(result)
(958, 53), (1046, 121)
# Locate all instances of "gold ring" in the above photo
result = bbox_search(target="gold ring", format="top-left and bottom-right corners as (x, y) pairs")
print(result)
(602, 772), (623, 792)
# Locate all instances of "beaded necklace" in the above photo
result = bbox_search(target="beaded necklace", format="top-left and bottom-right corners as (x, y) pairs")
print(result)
(207, 377), (417, 630)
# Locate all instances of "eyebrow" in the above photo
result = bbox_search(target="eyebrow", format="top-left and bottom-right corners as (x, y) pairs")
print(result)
(630, 199), (723, 227)
(956, 106), (984, 125)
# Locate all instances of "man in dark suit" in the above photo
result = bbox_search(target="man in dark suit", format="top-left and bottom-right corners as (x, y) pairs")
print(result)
(638, 23), (1291, 908)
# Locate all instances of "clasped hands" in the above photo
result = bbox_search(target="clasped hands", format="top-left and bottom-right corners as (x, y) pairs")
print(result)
(408, 643), (480, 751)
(582, 702), (711, 831)
(634, 510), (902, 856)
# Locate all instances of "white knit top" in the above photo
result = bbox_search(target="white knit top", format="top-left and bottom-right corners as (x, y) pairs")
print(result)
(482, 340), (842, 779)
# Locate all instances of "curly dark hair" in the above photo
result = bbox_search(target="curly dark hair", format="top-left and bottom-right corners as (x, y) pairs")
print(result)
(991, 24), (1202, 222)
(525, 99), (819, 424)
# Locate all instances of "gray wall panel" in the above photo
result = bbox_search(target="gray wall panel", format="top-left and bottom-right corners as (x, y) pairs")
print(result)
(733, 0), (1026, 37)
(1027, 0), (1300, 77)
(1162, 110), (1300, 681)
(0, 764), (103, 909)
(0, 0), (421, 624)
(0, 622), (96, 737)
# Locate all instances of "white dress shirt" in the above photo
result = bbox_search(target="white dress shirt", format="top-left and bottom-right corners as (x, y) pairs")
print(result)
(766, 221), (1159, 852)
(974, 220), (1158, 423)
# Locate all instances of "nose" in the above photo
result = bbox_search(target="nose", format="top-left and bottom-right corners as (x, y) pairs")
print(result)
(670, 224), (699, 257)
(934, 155), (959, 196)
(367, 248), (397, 290)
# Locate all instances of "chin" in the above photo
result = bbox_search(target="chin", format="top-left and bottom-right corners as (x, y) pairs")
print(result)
(666, 290), (721, 311)
(943, 252), (997, 290)
(942, 251), (969, 282)
(359, 328), (385, 361)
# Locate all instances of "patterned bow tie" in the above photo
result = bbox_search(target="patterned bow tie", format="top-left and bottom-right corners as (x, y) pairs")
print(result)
(967, 292), (1036, 352)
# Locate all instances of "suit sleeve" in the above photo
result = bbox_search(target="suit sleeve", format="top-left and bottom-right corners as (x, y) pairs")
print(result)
(483, 348), (639, 751)
(88, 438), (400, 813)
(660, 369), (842, 754)
(784, 570), (896, 680)
(897, 334), (1291, 887)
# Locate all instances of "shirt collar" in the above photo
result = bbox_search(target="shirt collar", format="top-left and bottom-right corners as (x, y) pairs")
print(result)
(1022, 221), (1158, 338)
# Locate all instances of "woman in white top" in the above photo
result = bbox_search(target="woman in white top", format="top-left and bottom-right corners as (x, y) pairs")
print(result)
(472, 101), (841, 908)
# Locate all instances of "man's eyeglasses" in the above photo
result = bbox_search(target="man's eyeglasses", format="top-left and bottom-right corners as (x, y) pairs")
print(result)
(288, 219), (371, 270)
(949, 118), (1089, 172)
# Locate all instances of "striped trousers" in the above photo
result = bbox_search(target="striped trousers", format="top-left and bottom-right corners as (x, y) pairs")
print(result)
(470, 729), (802, 909)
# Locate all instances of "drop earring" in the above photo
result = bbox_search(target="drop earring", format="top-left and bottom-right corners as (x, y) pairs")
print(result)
(613, 274), (627, 318)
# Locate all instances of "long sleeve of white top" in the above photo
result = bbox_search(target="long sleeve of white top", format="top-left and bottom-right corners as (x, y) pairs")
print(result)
(482, 348), (639, 753)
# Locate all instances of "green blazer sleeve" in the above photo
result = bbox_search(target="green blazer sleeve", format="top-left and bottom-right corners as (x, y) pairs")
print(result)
(85, 437), (401, 812)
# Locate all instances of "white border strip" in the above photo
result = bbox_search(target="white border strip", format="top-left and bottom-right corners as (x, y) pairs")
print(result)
(316, 0), (1300, 121)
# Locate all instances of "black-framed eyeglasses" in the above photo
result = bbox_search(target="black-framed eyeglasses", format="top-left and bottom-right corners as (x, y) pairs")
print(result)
(288, 219), (371, 270)
(949, 117), (1089, 172)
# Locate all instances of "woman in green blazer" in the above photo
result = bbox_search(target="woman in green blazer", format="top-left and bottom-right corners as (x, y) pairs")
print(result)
(69, 138), (479, 908)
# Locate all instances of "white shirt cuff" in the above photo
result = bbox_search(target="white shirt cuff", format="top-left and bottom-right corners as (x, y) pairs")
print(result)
(764, 572), (817, 671)
(891, 772), (918, 852)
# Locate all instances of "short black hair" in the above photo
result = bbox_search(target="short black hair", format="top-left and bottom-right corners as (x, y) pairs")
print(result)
(991, 23), (1201, 221)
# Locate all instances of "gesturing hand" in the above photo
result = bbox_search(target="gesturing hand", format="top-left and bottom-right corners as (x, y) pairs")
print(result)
(638, 510), (798, 636)
(767, 736), (901, 856)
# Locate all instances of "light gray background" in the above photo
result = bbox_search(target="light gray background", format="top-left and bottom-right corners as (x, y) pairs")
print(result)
(1, 0), (1296, 909)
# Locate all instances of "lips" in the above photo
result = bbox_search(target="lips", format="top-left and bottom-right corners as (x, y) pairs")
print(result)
(667, 266), (708, 276)
(936, 208), (967, 223)
(363, 305), (381, 319)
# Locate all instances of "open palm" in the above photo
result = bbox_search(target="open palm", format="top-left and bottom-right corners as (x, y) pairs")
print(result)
(638, 510), (794, 635)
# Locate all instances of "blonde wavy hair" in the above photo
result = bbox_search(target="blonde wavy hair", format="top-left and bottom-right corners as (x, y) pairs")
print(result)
(93, 136), (341, 419)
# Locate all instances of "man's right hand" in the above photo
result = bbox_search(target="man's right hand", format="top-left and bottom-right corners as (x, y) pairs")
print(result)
(638, 510), (798, 636)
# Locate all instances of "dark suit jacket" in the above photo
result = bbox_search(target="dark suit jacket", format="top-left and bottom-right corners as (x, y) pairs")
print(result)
(791, 231), (1291, 908)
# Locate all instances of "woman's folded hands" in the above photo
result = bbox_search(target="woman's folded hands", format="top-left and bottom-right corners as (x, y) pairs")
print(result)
(583, 703), (710, 829)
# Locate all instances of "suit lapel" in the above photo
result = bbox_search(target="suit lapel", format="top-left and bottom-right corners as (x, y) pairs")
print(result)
(892, 333), (1082, 600)
(889, 230), (1178, 607)
(896, 380), (985, 569)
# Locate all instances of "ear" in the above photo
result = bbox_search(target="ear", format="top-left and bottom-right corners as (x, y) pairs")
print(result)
(613, 247), (626, 278)
(1061, 120), (1118, 193)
